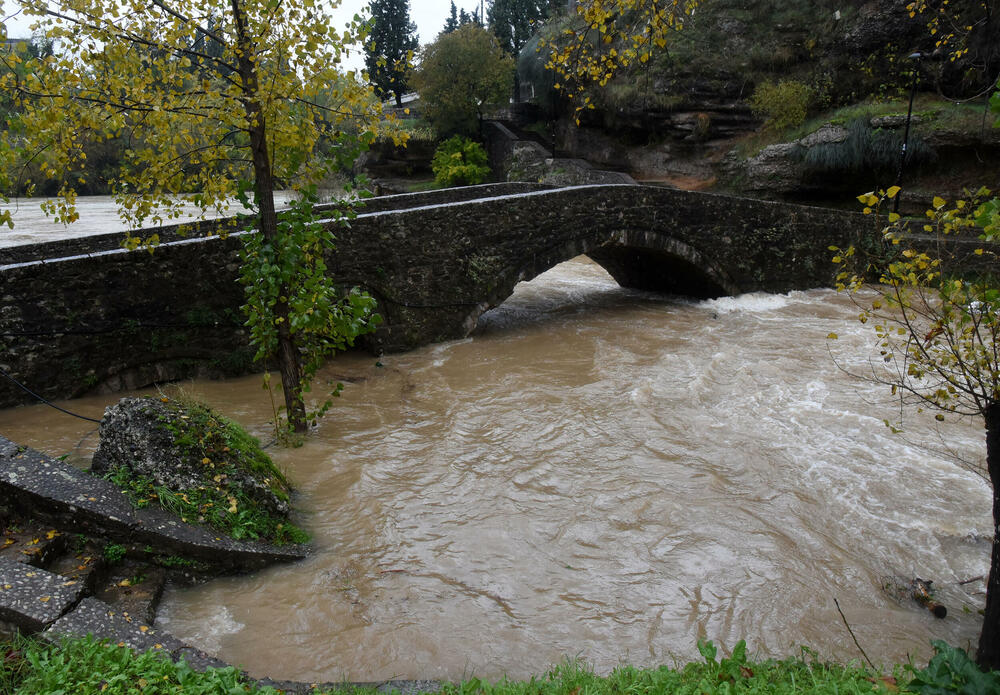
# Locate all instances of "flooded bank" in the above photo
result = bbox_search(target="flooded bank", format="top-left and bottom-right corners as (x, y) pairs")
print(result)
(0, 257), (990, 682)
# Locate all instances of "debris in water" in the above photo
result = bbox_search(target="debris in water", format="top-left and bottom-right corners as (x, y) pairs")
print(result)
(881, 575), (947, 618)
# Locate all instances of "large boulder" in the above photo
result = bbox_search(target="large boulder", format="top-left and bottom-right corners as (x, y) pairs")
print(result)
(92, 397), (291, 520)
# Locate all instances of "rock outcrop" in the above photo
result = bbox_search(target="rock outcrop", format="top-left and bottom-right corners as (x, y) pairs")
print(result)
(92, 397), (291, 520)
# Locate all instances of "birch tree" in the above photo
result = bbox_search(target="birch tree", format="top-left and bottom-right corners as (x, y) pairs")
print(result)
(0, 0), (404, 432)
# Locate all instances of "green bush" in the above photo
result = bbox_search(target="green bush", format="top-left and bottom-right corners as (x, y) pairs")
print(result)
(431, 136), (491, 187)
(750, 79), (813, 132)
(800, 117), (935, 175)
(907, 640), (1000, 694)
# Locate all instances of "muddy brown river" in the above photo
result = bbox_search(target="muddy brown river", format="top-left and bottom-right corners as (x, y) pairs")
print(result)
(0, 257), (992, 682)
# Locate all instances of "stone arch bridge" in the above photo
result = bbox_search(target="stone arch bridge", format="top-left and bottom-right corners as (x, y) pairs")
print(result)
(0, 183), (872, 407)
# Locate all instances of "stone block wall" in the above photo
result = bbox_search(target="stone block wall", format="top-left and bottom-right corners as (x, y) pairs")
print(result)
(1, 184), (875, 408)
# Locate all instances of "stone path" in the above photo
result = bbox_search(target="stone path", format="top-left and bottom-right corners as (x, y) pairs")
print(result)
(0, 436), (440, 692)
(0, 435), (307, 571)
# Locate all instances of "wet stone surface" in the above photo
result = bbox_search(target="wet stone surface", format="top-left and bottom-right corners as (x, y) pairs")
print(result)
(0, 558), (86, 632)
(0, 434), (307, 570)
(45, 596), (185, 653)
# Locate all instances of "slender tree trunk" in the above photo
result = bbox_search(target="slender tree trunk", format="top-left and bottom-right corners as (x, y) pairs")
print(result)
(232, 0), (307, 432)
(978, 402), (1000, 670)
(255, 165), (307, 433)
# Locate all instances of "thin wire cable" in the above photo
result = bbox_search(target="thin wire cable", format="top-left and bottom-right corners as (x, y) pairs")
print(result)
(0, 366), (102, 423)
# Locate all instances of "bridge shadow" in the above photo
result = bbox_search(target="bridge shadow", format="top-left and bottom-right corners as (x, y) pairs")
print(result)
(467, 232), (736, 342)
(472, 254), (719, 339)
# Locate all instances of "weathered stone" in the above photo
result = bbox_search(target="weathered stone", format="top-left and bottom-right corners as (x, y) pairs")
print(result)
(0, 437), (141, 536)
(742, 143), (806, 192)
(870, 114), (926, 129)
(92, 396), (290, 519)
(45, 596), (185, 653)
(0, 557), (86, 633)
(487, 121), (634, 185)
(1, 435), (307, 572)
(92, 398), (204, 494)
(798, 124), (849, 148)
(93, 560), (167, 625)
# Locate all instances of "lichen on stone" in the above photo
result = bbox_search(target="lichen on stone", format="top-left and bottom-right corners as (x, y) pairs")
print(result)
(92, 396), (308, 545)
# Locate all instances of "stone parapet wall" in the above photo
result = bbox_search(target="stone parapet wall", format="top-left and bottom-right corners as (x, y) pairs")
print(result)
(0, 183), (552, 266)
(1, 184), (875, 408)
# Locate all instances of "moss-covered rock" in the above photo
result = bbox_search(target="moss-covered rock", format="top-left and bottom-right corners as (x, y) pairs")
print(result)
(92, 397), (307, 545)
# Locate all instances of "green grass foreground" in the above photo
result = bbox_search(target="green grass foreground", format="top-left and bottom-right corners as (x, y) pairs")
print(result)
(3, 635), (999, 695)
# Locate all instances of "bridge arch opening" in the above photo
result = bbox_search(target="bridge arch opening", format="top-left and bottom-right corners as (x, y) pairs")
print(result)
(585, 245), (730, 299)
(468, 232), (737, 337)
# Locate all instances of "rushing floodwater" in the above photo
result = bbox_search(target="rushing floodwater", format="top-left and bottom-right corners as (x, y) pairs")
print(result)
(0, 257), (992, 682)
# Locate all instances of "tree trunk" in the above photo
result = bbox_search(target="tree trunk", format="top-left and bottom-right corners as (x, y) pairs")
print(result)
(251, 136), (306, 432)
(394, 91), (403, 108)
(232, 0), (307, 432)
(977, 401), (1000, 670)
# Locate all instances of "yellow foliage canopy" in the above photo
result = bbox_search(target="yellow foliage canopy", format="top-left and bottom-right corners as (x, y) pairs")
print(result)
(540, 0), (699, 117)
(1, 0), (403, 233)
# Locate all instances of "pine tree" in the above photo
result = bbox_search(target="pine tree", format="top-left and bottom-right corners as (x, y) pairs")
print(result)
(487, 0), (552, 56)
(364, 0), (419, 107)
(442, 1), (460, 35)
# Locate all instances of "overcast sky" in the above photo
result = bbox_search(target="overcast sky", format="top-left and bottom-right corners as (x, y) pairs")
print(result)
(3, 1), (485, 46)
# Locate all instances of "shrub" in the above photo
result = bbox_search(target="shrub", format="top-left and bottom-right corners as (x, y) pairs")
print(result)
(801, 117), (935, 175)
(750, 79), (813, 132)
(431, 136), (491, 187)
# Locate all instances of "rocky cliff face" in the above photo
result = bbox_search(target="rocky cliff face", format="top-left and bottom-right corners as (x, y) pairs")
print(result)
(537, 0), (998, 198)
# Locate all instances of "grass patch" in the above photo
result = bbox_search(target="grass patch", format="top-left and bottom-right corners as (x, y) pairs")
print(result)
(3, 635), (999, 695)
(106, 466), (308, 545)
(735, 96), (992, 159)
(1, 634), (290, 694)
(103, 396), (309, 546)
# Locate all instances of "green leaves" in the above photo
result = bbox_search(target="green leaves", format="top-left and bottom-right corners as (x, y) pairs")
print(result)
(240, 186), (381, 434)
(432, 136), (491, 187)
(413, 24), (514, 137)
(907, 641), (1000, 695)
(540, 0), (699, 116)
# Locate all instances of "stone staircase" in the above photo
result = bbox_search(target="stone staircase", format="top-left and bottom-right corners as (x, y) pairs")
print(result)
(0, 435), (440, 693)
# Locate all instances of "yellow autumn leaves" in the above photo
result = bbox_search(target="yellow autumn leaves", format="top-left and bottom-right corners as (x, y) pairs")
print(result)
(540, 0), (700, 118)
(9, 0), (403, 231)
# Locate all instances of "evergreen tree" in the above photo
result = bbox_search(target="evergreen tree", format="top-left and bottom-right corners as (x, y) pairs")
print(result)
(459, 8), (471, 25)
(442, 1), (460, 34)
(364, 0), (419, 107)
(487, 0), (552, 103)
(487, 0), (552, 57)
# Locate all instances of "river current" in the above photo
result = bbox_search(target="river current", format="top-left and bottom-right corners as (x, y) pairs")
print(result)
(0, 257), (992, 682)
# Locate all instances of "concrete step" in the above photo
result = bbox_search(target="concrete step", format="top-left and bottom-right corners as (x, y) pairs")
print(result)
(0, 557), (86, 633)
(92, 559), (167, 626)
(1, 518), (69, 568)
(44, 539), (106, 596)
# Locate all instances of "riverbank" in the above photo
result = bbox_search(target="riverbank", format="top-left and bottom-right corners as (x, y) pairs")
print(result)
(3, 629), (997, 695)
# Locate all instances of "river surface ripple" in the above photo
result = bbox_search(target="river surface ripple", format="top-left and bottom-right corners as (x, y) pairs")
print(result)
(0, 257), (991, 682)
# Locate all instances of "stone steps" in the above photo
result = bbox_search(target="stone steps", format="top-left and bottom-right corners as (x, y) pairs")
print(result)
(0, 435), (305, 672)
(0, 437), (441, 692)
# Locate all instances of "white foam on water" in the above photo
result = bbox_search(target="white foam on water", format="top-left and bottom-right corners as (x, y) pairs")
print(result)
(699, 291), (802, 315)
